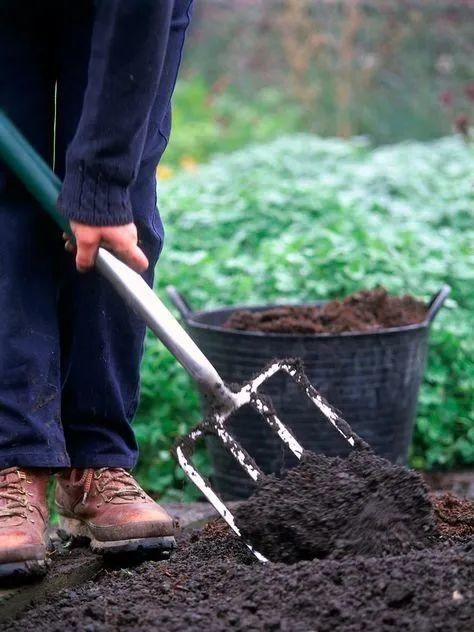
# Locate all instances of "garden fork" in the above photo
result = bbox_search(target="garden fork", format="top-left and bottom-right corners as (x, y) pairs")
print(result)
(0, 111), (365, 562)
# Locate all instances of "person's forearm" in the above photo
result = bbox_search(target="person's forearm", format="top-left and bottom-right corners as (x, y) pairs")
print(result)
(58, 0), (174, 226)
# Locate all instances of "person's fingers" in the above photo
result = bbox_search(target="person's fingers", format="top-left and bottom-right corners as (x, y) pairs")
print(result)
(101, 227), (149, 273)
(64, 240), (76, 253)
(68, 223), (147, 273)
(75, 234), (100, 272)
(111, 241), (149, 273)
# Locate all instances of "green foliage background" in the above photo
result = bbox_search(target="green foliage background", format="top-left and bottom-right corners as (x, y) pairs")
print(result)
(159, 78), (303, 169)
(134, 134), (474, 498)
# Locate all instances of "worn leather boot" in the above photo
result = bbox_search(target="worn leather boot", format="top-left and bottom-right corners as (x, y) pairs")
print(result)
(0, 467), (50, 578)
(55, 468), (176, 557)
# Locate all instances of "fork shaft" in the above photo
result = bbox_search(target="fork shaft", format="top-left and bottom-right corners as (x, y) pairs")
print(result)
(96, 249), (235, 404)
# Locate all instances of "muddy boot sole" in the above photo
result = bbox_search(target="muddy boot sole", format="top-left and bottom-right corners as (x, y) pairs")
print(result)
(57, 516), (176, 561)
(0, 558), (49, 583)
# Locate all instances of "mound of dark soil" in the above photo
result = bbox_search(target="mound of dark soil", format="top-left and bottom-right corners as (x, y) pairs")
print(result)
(432, 493), (474, 538)
(235, 450), (436, 563)
(2, 453), (472, 631)
(224, 288), (426, 334)
(3, 522), (472, 632)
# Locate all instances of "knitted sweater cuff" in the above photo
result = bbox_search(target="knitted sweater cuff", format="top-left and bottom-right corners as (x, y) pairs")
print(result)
(58, 162), (134, 226)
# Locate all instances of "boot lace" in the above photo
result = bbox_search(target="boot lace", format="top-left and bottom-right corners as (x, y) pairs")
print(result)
(72, 468), (145, 504)
(0, 468), (31, 521)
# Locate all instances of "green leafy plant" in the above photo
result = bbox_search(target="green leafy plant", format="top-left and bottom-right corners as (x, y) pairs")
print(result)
(134, 134), (474, 497)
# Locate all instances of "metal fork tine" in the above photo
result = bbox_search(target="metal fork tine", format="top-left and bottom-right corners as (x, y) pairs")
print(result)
(175, 443), (268, 562)
(178, 424), (264, 482)
(176, 359), (362, 562)
(212, 422), (264, 481)
(251, 395), (304, 460)
(279, 360), (367, 449)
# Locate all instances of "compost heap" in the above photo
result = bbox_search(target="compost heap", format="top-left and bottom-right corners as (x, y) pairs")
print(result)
(431, 493), (474, 539)
(3, 450), (473, 632)
(223, 287), (427, 334)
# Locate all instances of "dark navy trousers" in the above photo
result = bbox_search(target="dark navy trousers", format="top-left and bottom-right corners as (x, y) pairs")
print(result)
(0, 1), (193, 468)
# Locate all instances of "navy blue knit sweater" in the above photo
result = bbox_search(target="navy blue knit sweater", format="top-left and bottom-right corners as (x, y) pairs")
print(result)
(58, 0), (175, 226)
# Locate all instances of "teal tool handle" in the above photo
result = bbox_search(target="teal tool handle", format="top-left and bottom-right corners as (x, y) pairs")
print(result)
(0, 110), (70, 234)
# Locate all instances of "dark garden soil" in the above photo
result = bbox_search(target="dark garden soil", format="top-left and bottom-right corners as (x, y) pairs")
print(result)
(223, 287), (427, 334)
(234, 450), (437, 563)
(2, 523), (472, 632)
(2, 452), (473, 632)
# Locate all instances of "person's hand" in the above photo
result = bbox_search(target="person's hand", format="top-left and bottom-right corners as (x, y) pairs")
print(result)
(63, 221), (149, 274)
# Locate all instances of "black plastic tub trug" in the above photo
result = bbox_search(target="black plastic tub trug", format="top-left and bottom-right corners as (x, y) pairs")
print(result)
(168, 286), (450, 500)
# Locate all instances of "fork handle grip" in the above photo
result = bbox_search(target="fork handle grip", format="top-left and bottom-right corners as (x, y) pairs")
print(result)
(0, 110), (69, 233)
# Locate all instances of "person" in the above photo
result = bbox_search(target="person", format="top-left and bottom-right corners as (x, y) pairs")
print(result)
(0, 0), (194, 578)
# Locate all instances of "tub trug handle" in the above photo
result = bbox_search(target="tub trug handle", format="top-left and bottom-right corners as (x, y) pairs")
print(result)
(166, 286), (194, 320)
(425, 285), (451, 325)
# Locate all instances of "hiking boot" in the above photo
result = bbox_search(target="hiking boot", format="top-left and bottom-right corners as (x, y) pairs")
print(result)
(0, 467), (50, 578)
(55, 468), (176, 557)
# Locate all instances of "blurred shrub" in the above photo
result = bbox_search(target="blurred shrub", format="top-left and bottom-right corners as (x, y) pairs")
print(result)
(160, 77), (302, 170)
(182, 0), (474, 143)
(134, 134), (474, 497)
